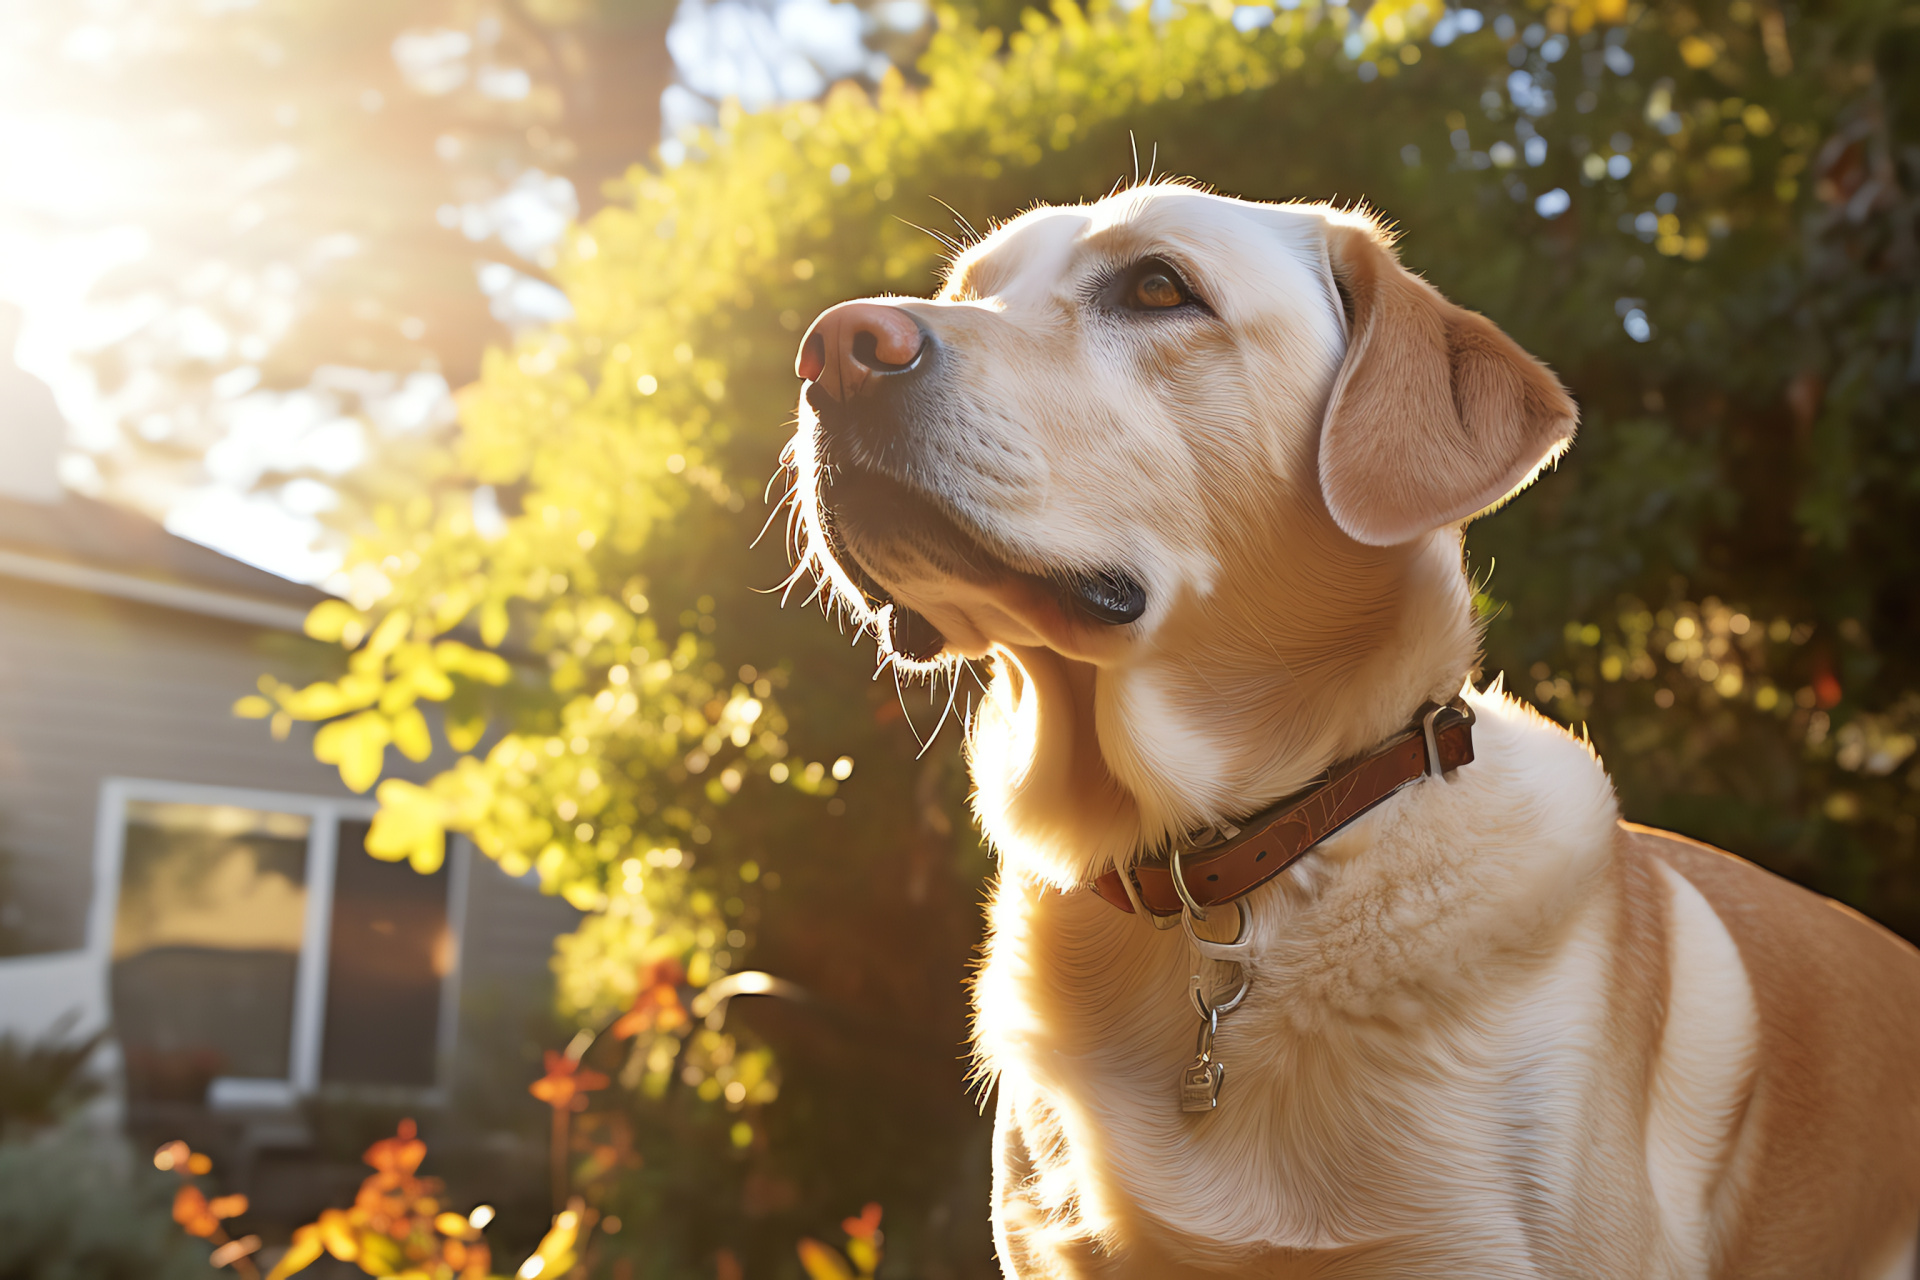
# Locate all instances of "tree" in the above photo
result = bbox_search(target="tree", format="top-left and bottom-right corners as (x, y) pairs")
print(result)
(246, 0), (1920, 1267)
(5, 0), (675, 572)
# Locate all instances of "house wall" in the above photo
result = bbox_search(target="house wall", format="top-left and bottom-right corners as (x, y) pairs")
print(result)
(0, 577), (580, 1056)
(0, 576), (359, 957)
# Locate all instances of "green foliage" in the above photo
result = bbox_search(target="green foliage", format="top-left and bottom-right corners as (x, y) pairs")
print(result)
(259, 0), (1919, 1265)
(0, 1132), (208, 1280)
(0, 1017), (105, 1134)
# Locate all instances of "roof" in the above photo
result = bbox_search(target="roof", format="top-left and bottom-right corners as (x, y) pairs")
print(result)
(0, 493), (326, 631)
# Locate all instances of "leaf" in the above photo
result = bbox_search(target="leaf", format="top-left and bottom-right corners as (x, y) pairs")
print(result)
(436, 641), (512, 685)
(796, 1239), (855, 1280)
(356, 1230), (405, 1274)
(433, 1212), (479, 1241)
(479, 600), (509, 648)
(446, 712), (488, 752)
(304, 599), (367, 645)
(264, 1226), (325, 1280)
(391, 706), (434, 762)
(318, 1209), (360, 1260)
(314, 711), (391, 793)
(364, 610), (413, 660)
(369, 779), (446, 871)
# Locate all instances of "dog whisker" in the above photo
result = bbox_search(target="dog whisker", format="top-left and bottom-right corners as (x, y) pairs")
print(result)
(928, 195), (980, 246)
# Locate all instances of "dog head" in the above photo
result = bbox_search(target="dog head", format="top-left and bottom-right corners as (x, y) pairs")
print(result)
(786, 185), (1574, 884)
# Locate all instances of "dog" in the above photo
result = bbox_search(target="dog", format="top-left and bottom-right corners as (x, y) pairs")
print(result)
(784, 184), (1920, 1278)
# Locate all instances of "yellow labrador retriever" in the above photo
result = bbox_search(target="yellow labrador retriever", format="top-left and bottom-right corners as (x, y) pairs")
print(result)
(785, 184), (1920, 1278)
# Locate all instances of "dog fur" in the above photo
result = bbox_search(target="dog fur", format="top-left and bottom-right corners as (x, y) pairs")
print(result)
(786, 185), (1920, 1278)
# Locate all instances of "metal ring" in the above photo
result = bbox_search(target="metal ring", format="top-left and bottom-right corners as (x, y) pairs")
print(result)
(1422, 703), (1447, 778)
(1180, 897), (1253, 962)
(1117, 863), (1182, 930)
(1169, 845), (1209, 921)
(1189, 967), (1249, 1019)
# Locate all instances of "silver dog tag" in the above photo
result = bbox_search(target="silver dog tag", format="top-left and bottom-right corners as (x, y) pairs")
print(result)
(1180, 1006), (1225, 1111)
(1180, 1055), (1224, 1111)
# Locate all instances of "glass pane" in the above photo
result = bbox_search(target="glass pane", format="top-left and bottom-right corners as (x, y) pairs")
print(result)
(111, 802), (310, 1101)
(319, 820), (449, 1088)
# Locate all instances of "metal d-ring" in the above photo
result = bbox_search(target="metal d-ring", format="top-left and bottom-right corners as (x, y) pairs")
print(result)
(1190, 967), (1249, 1019)
(1423, 697), (1477, 779)
(1422, 704), (1449, 779)
(1180, 897), (1254, 962)
(1117, 863), (1182, 930)
(1171, 844), (1254, 961)
(1169, 845), (1210, 920)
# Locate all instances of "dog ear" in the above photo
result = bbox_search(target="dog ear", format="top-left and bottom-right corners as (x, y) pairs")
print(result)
(1316, 221), (1577, 546)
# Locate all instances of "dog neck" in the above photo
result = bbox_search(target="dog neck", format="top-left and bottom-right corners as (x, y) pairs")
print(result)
(965, 528), (1482, 891)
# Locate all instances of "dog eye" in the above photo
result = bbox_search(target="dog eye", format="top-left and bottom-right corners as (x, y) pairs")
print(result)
(1122, 259), (1191, 311)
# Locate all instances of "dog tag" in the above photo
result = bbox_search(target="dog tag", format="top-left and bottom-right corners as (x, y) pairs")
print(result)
(1180, 1055), (1225, 1112)
(1180, 1006), (1225, 1112)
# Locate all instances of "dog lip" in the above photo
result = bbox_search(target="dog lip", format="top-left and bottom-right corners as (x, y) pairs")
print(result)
(820, 459), (1020, 584)
(813, 461), (1141, 656)
(1060, 568), (1148, 625)
(887, 604), (947, 662)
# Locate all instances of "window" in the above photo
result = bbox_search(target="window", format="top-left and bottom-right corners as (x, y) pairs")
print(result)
(88, 780), (465, 1110)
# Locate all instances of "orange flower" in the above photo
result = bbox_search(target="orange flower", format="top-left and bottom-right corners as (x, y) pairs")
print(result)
(528, 1050), (611, 1112)
(173, 1185), (221, 1238)
(609, 957), (690, 1039)
(841, 1203), (882, 1241)
(209, 1193), (250, 1220)
(363, 1118), (427, 1177)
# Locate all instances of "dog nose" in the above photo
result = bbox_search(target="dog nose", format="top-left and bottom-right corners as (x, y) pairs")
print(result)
(795, 302), (928, 403)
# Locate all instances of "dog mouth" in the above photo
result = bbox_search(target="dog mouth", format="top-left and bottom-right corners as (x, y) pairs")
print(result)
(809, 461), (1147, 663)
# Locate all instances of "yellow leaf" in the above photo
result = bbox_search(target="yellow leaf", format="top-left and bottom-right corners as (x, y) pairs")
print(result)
(412, 662), (456, 702)
(369, 779), (447, 872)
(318, 1211), (359, 1261)
(436, 641), (512, 685)
(446, 713), (488, 753)
(282, 679), (378, 721)
(364, 610), (413, 659)
(433, 1212), (479, 1241)
(480, 600), (509, 648)
(264, 1228), (325, 1280)
(357, 1231), (405, 1274)
(305, 599), (367, 646)
(314, 711), (391, 793)
(797, 1240), (855, 1280)
(233, 695), (273, 719)
(432, 586), (473, 632)
(390, 705), (433, 762)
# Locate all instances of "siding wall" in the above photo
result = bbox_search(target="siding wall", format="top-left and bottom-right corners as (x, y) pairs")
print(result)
(0, 577), (361, 954)
(0, 577), (576, 984)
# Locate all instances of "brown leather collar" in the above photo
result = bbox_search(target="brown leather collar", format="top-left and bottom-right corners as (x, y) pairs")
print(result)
(1092, 697), (1476, 918)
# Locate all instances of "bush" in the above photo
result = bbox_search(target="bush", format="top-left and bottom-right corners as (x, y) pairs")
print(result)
(0, 1129), (208, 1280)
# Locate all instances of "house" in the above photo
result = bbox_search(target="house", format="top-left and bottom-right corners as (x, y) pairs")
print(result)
(0, 319), (575, 1215)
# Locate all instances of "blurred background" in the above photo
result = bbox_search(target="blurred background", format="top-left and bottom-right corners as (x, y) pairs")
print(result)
(0, 0), (1913, 1274)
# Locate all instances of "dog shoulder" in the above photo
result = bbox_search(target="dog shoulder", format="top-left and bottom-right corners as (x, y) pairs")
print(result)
(1621, 822), (1920, 1279)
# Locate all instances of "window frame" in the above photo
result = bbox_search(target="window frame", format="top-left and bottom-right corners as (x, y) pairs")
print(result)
(87, 777), (469, 1108)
